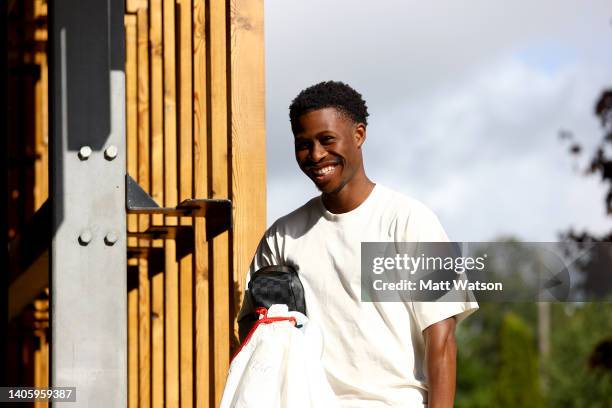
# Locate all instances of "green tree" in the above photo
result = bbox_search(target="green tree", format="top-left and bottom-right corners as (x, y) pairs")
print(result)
(496, 312), (543, 408)
(545, 303), (612, 408)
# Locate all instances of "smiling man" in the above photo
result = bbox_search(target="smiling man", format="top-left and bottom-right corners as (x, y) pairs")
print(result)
(240, 81), (478, 407)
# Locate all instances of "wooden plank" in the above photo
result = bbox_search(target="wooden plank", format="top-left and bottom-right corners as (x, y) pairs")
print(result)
(136, 7), (151, 204)
(179, 250), (194, 408)
(33, 299), (49, 408)
(137, 258), (151, 408)
(210, 0), (230, 404)
(136, 9), (151, 407)
(39, 0), (49, 210)
(126, 0), (149, 13)
(126, 0), (139, 13)
(34, 343), (43, 408)
(125, 14), (138, 249)
(229, 0), (266, 348)
(193, 0), (210, 405)
(33, 0), (48, 212)
(162, 0), (180, 404)
(151, 271), (164, 408)
(22, 0), (36, 224)
(128, 286), (139, 408)
(149, 1), (165, 407)
(33, 333), (49, 408)
(178, 0), (194, 406)
(8, 250), (49, 321)
(150, 0), (164, 229)
(33, 50), (49, 211)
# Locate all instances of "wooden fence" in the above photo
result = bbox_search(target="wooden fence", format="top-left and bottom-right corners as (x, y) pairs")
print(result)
(6, 0), (266, 406)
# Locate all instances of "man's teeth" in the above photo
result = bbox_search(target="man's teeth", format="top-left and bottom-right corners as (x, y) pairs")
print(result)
(313, 165), (335, 176)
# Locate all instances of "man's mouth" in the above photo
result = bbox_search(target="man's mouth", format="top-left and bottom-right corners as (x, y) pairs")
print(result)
(308, 163), (339, 183)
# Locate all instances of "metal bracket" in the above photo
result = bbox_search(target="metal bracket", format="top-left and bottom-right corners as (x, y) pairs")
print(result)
(126, 174), (232, 239)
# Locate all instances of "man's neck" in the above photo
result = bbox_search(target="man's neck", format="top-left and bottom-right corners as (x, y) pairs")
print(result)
(322, 174), (375, 214)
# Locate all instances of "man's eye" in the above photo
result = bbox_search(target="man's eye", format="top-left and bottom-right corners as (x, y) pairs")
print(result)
(295, 141), (309, 150)
(321, 136), (334, 144)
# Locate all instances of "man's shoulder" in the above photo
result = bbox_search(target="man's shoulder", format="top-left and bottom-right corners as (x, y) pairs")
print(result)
(378, 185), (448, 241)
(264, 195), (322, 238)
(376, 184), (439, 220)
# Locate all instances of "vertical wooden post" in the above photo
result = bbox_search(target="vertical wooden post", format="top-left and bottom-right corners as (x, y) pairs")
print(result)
(210, 0), (231, 404)
(178, 0), (195, 406)
(136, 6), (152, 408)
(125, 13), (139, 408)
(127, 272), (140, 408)
(163, 0), (180, 406)
(126, 13), (139, 248)
(193, 0), (210, 405)
(229, 0), (266, 346)
(33, 0), (48, 211)
(149, 0), (165, 406)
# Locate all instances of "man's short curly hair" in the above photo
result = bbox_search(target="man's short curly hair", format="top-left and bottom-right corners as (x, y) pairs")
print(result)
(289, 81), (369, 133)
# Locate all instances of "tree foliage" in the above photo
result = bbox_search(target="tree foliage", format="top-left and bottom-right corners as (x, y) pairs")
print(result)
(561, 89), (612, 242)
(496, 312), (542, 408)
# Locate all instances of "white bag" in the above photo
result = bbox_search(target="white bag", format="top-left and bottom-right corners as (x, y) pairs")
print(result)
(220, 304), (339, 408)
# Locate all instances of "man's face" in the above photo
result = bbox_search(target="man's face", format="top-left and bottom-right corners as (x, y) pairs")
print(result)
(293, 107), (365, 195)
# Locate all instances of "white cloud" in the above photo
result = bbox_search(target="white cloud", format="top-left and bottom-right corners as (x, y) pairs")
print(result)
(264, 1), (612, 241)
(366, 58), (612, 240)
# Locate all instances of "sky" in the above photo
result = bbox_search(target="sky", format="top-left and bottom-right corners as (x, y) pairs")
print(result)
(264, 0), (612, 241)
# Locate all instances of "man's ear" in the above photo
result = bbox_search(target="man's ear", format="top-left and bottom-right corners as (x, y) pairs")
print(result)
(354, 123), (366, 148)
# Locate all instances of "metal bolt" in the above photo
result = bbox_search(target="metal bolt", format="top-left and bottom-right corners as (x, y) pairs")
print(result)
(78, 146), (92, 160)
(104, 231), (118, 246)
(104, 145), (118, 160)
(78, 230), (92, 245)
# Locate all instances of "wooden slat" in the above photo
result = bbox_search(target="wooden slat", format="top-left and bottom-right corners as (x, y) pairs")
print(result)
(22, 0), (36, 225)
(136, 8), (151, 203)
(193, 0), (210, 405)
(151, 272), (164, 408)
(229, 0), (266, 347)
(33, 0), (48, 213)
(210, 0), (230, 404)
(162, 0), (180, 405)
(33, 298), (49, 408)
(126, 17), (139, 407)
(126, 0), (148, 13)
(126, 0), (138, 13)
(150, 0), (164, 229)
(127, 285), (139, 408)
(149, 0), (165, 406)
(125, 14), (138, 248)
(178, 0), (194, 406)
(8, 250), (49, 321)
(33, 333), (48, 408)
(137, 258), (151, 408)
(33, 49), (49, 211)
(136, 8), (151, 407)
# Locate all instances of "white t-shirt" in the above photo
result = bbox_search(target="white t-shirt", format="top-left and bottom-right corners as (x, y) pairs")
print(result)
(244, 184), (478, 407)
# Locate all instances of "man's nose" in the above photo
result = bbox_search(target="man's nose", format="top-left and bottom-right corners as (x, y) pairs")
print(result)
(309, 142), (326, 162)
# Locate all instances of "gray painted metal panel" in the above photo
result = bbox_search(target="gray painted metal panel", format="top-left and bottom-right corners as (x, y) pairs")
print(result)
(50, 0), (127, 406)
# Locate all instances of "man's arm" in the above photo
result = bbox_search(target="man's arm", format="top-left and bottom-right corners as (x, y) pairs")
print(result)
(423, 316), (457, 408)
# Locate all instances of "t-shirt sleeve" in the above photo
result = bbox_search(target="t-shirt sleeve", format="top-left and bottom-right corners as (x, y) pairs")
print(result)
(403, 202), (479, 332)
(237, 226), (282, 339)
(244, 228), (281, 287)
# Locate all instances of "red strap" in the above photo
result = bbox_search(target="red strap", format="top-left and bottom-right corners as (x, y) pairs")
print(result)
(231, 308), (297, 361)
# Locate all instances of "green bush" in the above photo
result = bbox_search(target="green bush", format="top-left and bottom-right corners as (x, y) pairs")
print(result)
(496, 312), (543, 407)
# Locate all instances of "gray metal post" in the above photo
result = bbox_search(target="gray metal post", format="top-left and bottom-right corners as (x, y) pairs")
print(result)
(49, 0), (126, 406)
